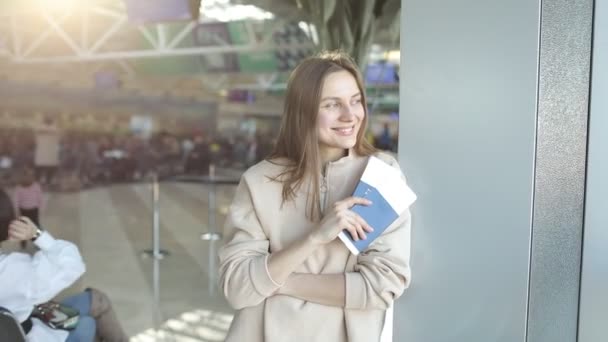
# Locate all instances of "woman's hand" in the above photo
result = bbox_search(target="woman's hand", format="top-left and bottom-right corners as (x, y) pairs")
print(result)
(266, 197), (373, 288)
(7, 217), (38, 241)
(310, 196), (373, 244)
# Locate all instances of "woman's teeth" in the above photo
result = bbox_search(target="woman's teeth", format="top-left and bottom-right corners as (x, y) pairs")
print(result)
(334, 127), (353, 134)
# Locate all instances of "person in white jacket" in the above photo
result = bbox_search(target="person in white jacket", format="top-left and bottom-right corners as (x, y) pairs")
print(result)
(0, 206), (95, 340)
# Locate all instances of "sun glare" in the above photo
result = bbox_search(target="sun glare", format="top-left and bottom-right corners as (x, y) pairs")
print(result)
(35, 0), (80, 11)
(201, 2), (275, 22)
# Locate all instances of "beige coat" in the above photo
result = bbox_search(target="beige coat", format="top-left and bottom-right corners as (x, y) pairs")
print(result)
(218, 151), (412, 342)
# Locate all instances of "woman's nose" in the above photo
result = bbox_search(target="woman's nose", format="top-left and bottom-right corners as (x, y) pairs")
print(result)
(339, 105), (356, 120)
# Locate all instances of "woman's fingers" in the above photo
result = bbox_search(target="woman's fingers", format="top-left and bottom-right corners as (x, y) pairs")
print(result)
(8, 227), (27, 240)
(18, 216), (34, 226)
(9, 220), (26, 232)
(8, 219), (33, 241)
(318, 197), (375, 243)
(344, 214), (371, 241)
(339, 216), (359, 241)
(345, 226), (360, 241)
(346, 211), (373, 233)
(350, 212), (373, 233)
(335, 196), (372, 210)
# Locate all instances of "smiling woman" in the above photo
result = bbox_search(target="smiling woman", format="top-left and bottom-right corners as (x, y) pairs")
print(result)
(269, 51), (376, 220)
(317, 70), (366, 165)
(218, 51), (414, 342)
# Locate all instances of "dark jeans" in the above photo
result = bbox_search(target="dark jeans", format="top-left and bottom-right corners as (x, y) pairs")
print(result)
(62, 291), (96, 342)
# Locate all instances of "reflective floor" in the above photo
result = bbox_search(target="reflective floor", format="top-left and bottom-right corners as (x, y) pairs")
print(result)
(15, 177), (241, 341)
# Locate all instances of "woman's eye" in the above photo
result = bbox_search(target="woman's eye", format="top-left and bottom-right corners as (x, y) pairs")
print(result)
(323, 102), (341, 109)
(352, 98), (362, 105)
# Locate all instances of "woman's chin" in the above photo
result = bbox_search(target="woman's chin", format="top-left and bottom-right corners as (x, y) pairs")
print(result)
(320, 135), (358, 151)
(341, 137), (358, 149)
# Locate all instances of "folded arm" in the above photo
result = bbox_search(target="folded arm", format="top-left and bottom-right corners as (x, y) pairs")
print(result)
(277, 210), (412, 310)
(219, 178), (322, 310)
(276, 272), (345, 307)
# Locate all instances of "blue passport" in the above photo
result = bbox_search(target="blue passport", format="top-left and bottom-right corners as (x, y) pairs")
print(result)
(338, 156), (416, 255)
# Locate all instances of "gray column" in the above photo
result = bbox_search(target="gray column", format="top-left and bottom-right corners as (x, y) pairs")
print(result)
(526, 0), (592, 340)
(395, 0), (593, 341)
(578, 1), (608, 340)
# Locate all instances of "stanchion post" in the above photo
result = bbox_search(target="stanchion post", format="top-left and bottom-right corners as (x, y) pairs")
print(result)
(142, 172), (170, 260)
(201, 164), (222, 295)
(138, 172), (170, 340)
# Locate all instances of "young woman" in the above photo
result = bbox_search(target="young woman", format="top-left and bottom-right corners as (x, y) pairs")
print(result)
(219, 51), (413, 342)
(0, 188), (128, 342)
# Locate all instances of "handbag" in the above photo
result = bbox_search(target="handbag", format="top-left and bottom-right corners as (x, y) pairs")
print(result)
(31, 301), (80, 330)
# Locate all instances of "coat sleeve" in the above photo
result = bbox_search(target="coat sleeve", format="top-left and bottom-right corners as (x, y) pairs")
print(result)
(344, 154), (413, 310)
(27, 231), (86, 305)
(218, 177), (282, 310)
(344, 210), (412, 310)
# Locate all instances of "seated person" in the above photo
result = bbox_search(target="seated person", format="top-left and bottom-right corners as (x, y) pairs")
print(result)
(0, 188), (128, 341)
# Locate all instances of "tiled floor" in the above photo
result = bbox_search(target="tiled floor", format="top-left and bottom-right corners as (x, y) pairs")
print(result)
(33, 180), (239, 341)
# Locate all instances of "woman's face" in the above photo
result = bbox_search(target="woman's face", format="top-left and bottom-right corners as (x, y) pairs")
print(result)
(317, 70), (365, 162)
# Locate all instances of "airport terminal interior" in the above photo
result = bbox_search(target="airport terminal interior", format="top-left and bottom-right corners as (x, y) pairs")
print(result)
(0, 0), (402, 340)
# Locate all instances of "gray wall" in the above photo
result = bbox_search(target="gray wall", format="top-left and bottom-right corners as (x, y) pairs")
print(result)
(395, 1), (539, 340)
(578, 1), (608, 340)
(395, 0), (593, 341)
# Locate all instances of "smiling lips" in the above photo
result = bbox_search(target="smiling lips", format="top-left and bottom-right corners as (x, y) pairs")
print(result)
(332, 126), (356, 136)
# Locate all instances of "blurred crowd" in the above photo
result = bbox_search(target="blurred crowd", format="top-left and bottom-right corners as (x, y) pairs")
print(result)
(0, 118), (397, 192)
(0, 125), (275, 191)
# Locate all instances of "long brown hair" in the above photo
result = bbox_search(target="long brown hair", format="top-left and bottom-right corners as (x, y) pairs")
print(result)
(268, 51), (376, 221)
(0, 188), (15, 242)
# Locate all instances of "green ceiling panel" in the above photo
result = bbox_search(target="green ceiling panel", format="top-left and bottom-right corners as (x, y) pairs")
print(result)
(134, 22), (203, 75)
(131, 20), (313, 76)
(135, 55), (204, 75)
(227, 21), (278, 73)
